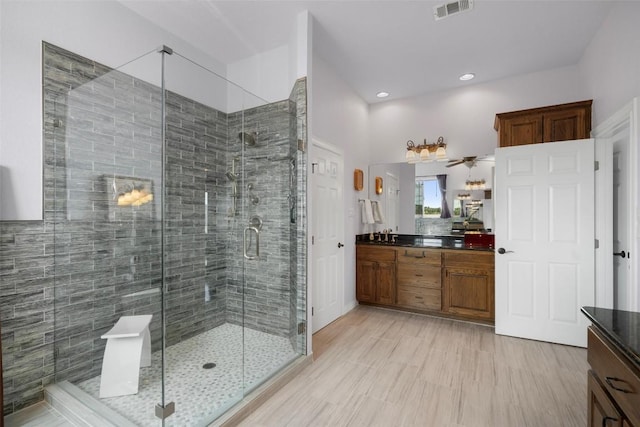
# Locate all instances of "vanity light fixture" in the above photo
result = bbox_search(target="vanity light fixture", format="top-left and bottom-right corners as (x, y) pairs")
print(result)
(405, 136), (447, 164)
(465, 179), (486, 190)
(376, 91), (390, 98)
(459, 73), (475, 81)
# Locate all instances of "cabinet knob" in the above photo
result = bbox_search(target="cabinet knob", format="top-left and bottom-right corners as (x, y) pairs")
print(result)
(337, 242), (344, 248)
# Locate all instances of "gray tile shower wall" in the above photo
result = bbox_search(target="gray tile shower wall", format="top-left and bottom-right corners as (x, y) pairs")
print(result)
(225, 100), (296, 337)
(0, 42), (307, 415)
(292, 77), (308, 354)
(163, 90), (228, 347)
(0, 221), (54, 414)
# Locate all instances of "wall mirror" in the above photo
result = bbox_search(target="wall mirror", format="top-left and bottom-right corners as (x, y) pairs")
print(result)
(368, 158), (494, 235)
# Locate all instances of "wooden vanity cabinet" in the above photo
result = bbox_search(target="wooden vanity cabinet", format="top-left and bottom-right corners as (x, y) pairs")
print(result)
(494, 100), (592, 147)
(396, 248), (442, 311)
(356, 246), (396, 305)
(588, 371), (624, 427)
(587, 327), (640, 427)
(442, 250), (495, 321)
(356, 244), (495, 323)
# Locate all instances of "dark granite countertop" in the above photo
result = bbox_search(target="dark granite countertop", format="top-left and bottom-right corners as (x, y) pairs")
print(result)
(581, 306), (640, 371)
(355, 234), (494, 252)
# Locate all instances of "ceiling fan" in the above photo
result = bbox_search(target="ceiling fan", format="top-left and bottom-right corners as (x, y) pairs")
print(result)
(446, 156), (479, 168)
(445, 154), (494, 168)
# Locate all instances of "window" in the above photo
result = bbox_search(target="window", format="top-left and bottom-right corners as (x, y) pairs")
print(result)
(415, 177), (441, 218)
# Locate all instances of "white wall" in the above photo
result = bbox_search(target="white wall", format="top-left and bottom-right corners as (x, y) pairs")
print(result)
(227, 45), (289, 111)
(292, 11), (310, 81)
(227, 11), (310, 112)
(311, 54), (369, 313)
(368, 65), (587, 165)
(579, 1), (640, 309)
(0, 0), (227, 220)
(579, 1), (640, 126)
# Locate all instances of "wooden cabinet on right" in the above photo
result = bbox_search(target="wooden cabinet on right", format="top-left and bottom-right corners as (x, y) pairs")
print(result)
(587, 327), (640, 427)
(588, 371), (624, 427)
(442, 250), (494, 321)
(494, 100), (592, 147)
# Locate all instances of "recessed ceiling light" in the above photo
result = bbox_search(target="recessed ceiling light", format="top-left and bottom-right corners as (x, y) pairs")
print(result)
(459, 73), (475, 81)
(376, 91), (390, 98)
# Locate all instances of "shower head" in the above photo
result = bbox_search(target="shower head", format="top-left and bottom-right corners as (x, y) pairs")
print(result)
(238, 132), (257, 147)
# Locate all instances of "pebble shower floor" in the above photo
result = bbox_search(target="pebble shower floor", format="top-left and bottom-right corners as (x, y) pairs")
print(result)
(77, 323), (298, 426)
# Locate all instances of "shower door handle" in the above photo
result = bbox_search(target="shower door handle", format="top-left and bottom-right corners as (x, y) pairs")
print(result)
(243, 226), (260, 260)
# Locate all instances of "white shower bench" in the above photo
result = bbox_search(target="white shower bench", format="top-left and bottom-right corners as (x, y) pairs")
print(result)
(99, 314), (153, 398)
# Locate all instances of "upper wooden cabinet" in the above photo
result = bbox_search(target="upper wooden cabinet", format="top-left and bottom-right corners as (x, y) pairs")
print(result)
(494, 100), (592, 147)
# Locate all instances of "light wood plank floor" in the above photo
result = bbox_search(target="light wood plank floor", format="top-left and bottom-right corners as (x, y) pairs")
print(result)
(239, 305), (588, 427)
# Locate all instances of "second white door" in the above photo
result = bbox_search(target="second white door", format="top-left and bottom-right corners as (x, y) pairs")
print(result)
(495, 139), (595, 347)
(311, 140), (344, 333)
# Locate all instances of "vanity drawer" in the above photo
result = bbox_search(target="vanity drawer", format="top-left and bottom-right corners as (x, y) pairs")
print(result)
(356, 245), (396, 262)
(443, 251), (494, 267)
(588, 327), (640, 426)
(397, 286), (441, 311)
(397, 248), (441, 265)
(397, 264), (441, 289)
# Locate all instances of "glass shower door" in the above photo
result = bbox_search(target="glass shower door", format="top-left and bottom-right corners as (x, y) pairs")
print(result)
(236, 91), (303, 395)
(160, 51), (246, 426)
(48, 42), (166, 426)
(161, 50), (307, 425)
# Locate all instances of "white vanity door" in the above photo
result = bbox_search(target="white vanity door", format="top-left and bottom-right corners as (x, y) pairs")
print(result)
(494, 139), (594, 347)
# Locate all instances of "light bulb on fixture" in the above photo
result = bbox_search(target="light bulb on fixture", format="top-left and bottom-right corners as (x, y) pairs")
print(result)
(406, 140), (419, 163)
(419, 139), (432, 162)
(434, 136), (448, 161)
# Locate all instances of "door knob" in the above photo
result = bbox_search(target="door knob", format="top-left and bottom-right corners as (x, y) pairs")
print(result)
(613, 251), (626, 258)
(497, 248), (514, 254)
(337, 242), (344, 248)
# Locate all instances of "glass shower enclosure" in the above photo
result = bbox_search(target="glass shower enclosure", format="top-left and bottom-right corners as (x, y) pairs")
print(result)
(45, 42), (306, 426)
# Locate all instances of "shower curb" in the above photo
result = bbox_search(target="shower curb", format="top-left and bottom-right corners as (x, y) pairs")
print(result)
(45, 381), (137, 427)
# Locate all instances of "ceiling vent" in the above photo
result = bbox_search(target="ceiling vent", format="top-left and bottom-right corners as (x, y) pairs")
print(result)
(433, 0), (474, 21)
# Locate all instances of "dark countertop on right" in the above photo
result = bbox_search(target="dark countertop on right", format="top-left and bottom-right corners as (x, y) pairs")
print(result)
(581, 306), (640, 371)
